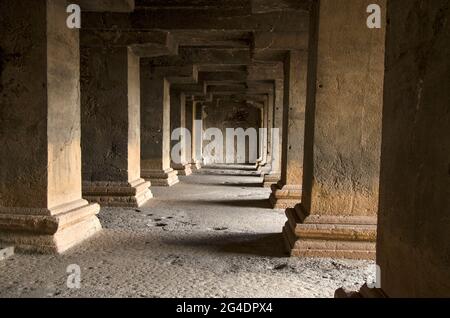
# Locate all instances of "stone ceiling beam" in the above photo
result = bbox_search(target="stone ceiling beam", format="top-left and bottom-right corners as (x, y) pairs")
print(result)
(83, 10), (309, 33)
(251, 0), (313, 13)
(149, 48), (254, 67)
(75, 0), (135, 12)
(81, 30), (178, 57)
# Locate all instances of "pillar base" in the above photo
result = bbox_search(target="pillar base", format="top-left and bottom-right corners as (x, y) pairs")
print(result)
(257, 163), (272, 175)
(0, 199), (101, 254)
(83, 179), (153, 207)
(263, 173), (280, 188)
(269, 183), (301, 209)
(335, 284), (387, 298)
(172, 163), (193, 176)
(190, 161), (202, 171)
(142, 168), (179, 186)
(283, 205), (377, 260)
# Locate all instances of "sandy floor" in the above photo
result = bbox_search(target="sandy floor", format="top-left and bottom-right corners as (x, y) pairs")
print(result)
(0, 168), (373, 298)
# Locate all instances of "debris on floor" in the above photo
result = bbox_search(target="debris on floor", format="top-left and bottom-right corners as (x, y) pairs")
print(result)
(0, 246), (14, 261)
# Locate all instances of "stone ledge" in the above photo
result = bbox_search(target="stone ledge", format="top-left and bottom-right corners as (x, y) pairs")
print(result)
(142, 168), (179, 186)
(83, 179), (153, 207)
(269, 184), (302, 209)
(172, 163), (193, 176)
(263, 173), (280, 188)
(0, 200), (101, 254)
(283, 207), (377, 260)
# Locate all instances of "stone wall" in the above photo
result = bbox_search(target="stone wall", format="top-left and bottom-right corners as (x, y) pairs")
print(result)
(0, 0), (83, 209)
(377, 0), (450, 297)
(202, 100), (261, 164)
(302, 0), (386, 218)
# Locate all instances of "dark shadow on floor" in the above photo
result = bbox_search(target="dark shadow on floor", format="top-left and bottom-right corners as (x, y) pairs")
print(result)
(207, 199), (272, 209)
(195, 171), (262, 177)
(163, 232), (288, 258)
(208, 182), (264, 188)
(203, 165), (258, 171)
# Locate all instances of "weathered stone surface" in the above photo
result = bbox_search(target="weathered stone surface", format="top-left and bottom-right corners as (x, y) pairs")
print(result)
(81, 45), (153, 207)
(202, 100), (261, 165)
(264, 79), (284, 186)
(0, 0), (101, 253)
(170, 93), (193, 176)
(83, 179), (153, 207)
(140, 66), (180, 186)
(75, 0), (135, 12)
(283, 206), (377, 259)
(270, 51), (307, 208)
(83, 9), (309, 33)
(283, 0), (386, 259)
(269, 184), (302, 210)
(376, 0), (450, 298)
(80, 30), (178, 57)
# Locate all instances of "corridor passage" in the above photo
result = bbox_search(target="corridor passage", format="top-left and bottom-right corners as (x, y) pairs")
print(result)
(0, 168), (371, 298)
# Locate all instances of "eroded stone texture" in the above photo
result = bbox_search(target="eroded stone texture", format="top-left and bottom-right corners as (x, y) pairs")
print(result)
(170, 92), (192, 176)
(0, 0), (101, 253)
(269, 51), (307, 209)
(376, 0), (450, 297)
(202, 100), (261, 165)
(140, 64), (179, 186)
(191, 102), (204, 169)
(263, 80), (284, 187)
(283, 0), (386, 259)
(80, 45), (152, 207)
(75, 0), (135, 12)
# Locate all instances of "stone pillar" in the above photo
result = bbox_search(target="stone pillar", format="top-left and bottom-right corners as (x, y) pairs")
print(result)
(283, 0), (385, 259)
(140, 64), (179, 186)
(269, 51), (306, 209)
(170, 92), (192, 176)
(185, 99), (199, 171)
(0, 0), (101, 253)
(256, 107), (265, 166)
(80, 43), (152, 207)
(191, 102), (204, 169)
(264, 80), (284, 187)
(257, 100), (270, 169)
(259, 94), (274, 174)
(374, 0), (450, 297)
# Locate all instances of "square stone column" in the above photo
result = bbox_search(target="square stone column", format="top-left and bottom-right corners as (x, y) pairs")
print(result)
(0, 0), (101, 253)
(140, 65), (179, 186)
(80, 43), (152, 207)
(375, 0), (450, 297)
(259, 94), (275, 174)
(283, 0), (386, 259)
(170, 92), (192, 176)
(269, 51), (306, 209)
(191, 102), (204, 169)
(264, 80), (284, 187)
(257, 100), (269, 170)
(185, 99), (201, 171)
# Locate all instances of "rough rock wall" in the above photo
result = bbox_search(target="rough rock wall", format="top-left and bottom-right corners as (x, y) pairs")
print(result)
(302, 0), (386, 217)
(202, 101), (261, 164)
(0, 0), (48, 208)
(81, 46), (132, 183)
(377, 0), (450, 297)
(0, 0), (82, 209)
(47, 0), (84, 208)
(140, 72), (171, 171)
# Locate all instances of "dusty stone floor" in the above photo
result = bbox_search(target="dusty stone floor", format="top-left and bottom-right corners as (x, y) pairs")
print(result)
(0, 168), (373, 298)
